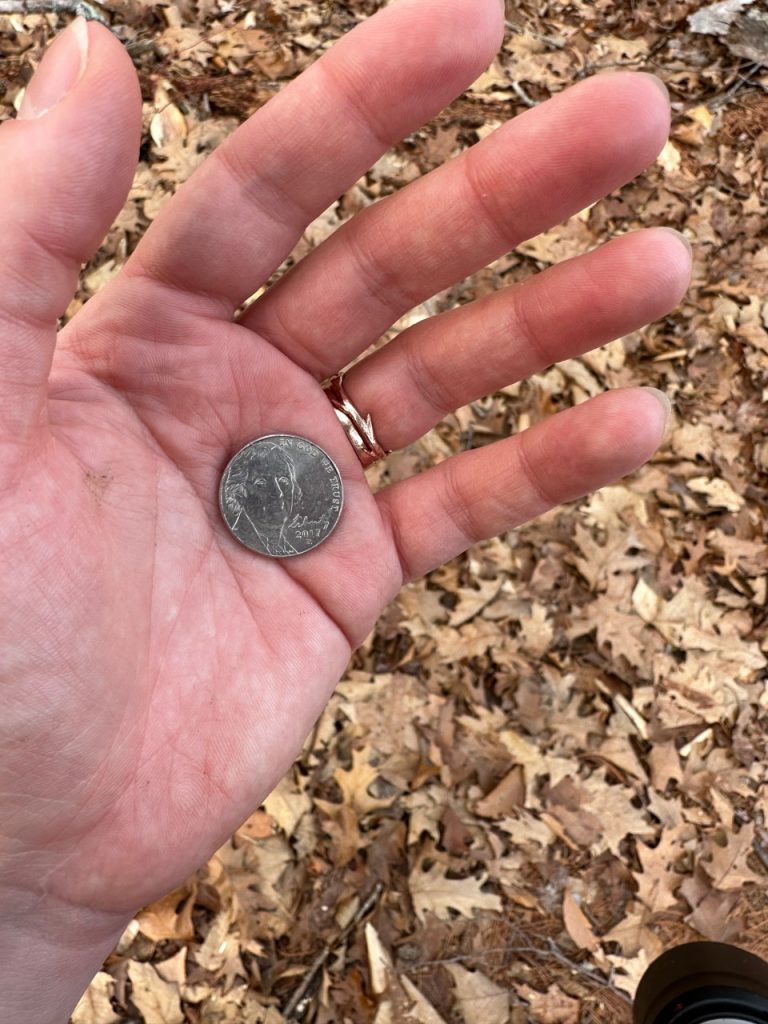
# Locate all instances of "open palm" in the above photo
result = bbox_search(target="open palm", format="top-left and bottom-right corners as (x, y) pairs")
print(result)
(0, 0), (690, 1013)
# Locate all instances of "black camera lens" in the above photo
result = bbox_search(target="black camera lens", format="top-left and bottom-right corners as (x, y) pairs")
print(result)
(633, 943), (768, 1024)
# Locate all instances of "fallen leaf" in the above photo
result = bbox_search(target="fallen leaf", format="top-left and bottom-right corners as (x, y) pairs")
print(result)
(366, 922), (393, 996)
(263, 773), (312, 837)
(445, 963), (509, 1024)
(605, 950), (650, 997)
(335, 747), (397, 814)
(518, 983), (580, 1024)
(409, 859), (502, 922)
(632, 578), (663, 623)
(636, 826), (690, 912)
(680, 865), (744, 941)
(702, 823), (766, 889)
(398, 976), (449, 1024)
(127, 961), (184, 1024)
(71, 971), (121, 1024)
(475, 766), (525, 818)
(562, 889), (600, 954)
(687, 476), (744, 511)
(136, 884), (196, 942)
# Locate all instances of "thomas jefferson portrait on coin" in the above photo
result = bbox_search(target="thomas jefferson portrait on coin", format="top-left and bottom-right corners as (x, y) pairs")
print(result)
(219, 435), (343, 557)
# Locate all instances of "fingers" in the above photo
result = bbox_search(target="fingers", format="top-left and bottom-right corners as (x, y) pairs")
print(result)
(376, 387), (671, 582)
(337, 227), (692, 450)
(0, 19), (141, 464)
(118, 0), (504, 315)
(241, 72), (671, 376)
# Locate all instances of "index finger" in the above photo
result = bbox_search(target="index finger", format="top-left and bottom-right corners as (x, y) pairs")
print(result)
(120, 0), (505, 317)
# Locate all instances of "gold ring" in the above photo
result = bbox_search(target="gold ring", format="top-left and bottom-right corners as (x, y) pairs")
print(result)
(322, 372), (391, 468)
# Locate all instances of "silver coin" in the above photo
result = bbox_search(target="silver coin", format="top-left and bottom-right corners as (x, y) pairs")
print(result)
(219, 434), (344, 557)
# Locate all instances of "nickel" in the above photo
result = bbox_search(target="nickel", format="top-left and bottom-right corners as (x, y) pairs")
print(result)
(219, 434), (344, 557)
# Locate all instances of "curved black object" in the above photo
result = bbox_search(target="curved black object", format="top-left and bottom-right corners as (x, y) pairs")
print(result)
(633, 942), (768, 1024)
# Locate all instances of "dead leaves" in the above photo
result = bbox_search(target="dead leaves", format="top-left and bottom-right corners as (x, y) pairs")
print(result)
(636, 826), (691, 912)
(562, 890), (601, 956)
(474, 766), (525, 818)
(127, 961), (185, 1024)
(703, 823), (766, 890)
(409, 854), (503, 923)
(334, 748), (397, 816)
(517, 983), (580, 1024)
(445, 964), (509, 1024)
(10, 0), (765, 1019)
(365, 923), (511, 1024)
(71, 972), (122, 1024)
(136, 884), (196, 943)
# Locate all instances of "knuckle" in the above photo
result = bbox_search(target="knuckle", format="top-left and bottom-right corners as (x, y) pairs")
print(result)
(514, 432), (558, 509)
(439, 458), (480, 548)
(401, 335), (455, 421)
(343, 221), (421, 319)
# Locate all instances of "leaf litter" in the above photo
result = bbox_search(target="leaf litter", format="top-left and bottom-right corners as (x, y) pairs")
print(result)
(2, 0), (768, 1021)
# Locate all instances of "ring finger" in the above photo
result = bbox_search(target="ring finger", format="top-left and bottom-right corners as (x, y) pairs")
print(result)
(334, 226), (692, 451)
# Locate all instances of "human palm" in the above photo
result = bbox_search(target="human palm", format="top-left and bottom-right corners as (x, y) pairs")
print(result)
(0, 0), (691, 1013)
(5, 307), (396, 912)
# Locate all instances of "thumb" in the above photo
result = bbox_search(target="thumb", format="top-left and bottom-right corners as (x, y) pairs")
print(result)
(0, 17), (141, 471)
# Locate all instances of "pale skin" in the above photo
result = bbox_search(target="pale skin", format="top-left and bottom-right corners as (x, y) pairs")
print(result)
(0, 0), (692, 1018)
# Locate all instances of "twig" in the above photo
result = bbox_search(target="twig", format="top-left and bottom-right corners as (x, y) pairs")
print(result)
(282, 882), (384, 1020)
(0, 0), (109, 24)
(710, 60), (763, 109)
(406, 939), (633, 1006)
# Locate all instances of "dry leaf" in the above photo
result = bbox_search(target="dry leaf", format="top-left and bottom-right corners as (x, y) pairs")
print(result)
(263, 773), (311, 837)
(71, 971), (121, 1024)
(658, 140), (683, 174)
(687, 476), (744, 511)
(681, 870), (743, 941)
(365, 923), (393, 996)
(445, 964), (509, 1024)
(562, 890), (600, 954)
(475, 766), (525, 818)
(605, 950), (650, 997)
(127, 961), (184, 1024)
(136, 884), (196, 942)
(410, 860), (502, 922)
(636, 826), (690, 912)
(398, 976), (449, 1024)
(518, 983), (580, 1024)
(334, 747), (397, 814)
(703, 823), (766, 889)
(632, 578), (663, 623)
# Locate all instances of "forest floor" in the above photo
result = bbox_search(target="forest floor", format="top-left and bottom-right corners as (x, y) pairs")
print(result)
(2, 1), (768, 1022)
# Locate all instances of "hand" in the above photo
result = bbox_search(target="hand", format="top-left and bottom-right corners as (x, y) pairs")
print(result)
(0, 1), (690, 1018)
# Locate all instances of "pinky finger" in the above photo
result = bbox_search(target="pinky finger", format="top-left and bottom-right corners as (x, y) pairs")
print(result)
(376, 388), (671, 582)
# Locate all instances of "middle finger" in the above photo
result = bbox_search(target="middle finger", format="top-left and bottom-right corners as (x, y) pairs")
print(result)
(239, 71), (670, 376)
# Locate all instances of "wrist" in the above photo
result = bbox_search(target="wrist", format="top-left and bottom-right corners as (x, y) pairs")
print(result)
(0, 883), (130, 1023)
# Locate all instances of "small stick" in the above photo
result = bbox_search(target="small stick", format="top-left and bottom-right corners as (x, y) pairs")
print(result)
(282, 882), (384, 1020)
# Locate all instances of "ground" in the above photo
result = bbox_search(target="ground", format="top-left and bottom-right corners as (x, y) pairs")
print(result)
(1, 1), (767, 1022)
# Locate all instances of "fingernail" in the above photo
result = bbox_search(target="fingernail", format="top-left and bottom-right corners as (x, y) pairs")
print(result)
(657, 226), (693, 256)
(18, 16), (89, 120)
(637, 71), (669, 105)
(641, 387), (673, 440)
